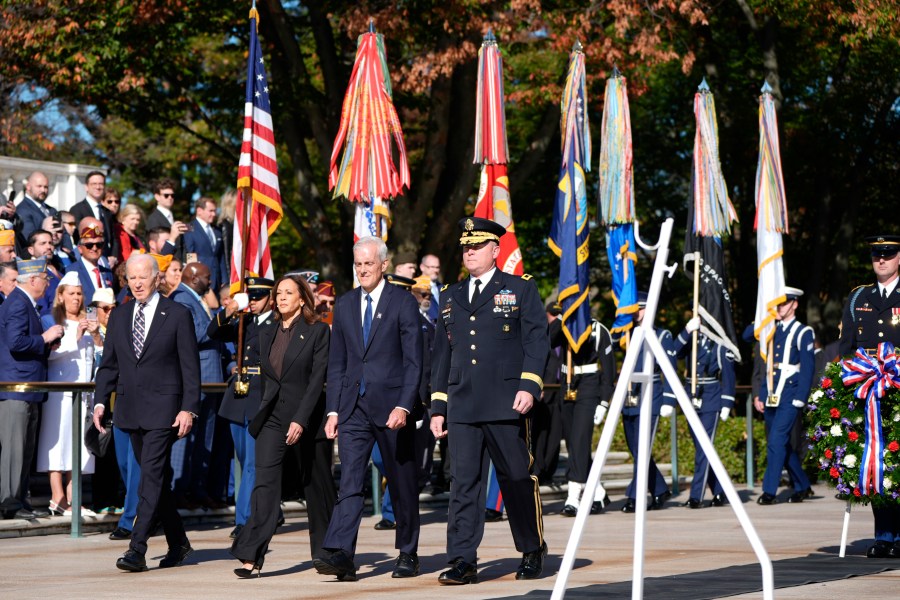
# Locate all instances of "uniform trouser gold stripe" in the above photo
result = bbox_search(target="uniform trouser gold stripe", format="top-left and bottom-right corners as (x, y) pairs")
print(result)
(526, 418), (544, 544)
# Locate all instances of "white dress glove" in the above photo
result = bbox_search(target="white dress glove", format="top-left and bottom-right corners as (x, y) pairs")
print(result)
(686, 316), (701, 333)
(593, 404), (608, 425)
(791, 399), (805, 409)
(659, 405), (674, 418)
(719, 407), (730, 422)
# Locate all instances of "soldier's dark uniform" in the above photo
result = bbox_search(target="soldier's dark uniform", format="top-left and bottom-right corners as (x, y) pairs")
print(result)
(839, 235), (900, 557)
(550, 317), (615, 515)
(672, 328), (736, 507)
(431, 217), (549, 582)
(207, 277), (274, 534)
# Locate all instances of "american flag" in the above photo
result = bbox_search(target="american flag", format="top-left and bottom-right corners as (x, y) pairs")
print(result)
(231, 7), (283, 292)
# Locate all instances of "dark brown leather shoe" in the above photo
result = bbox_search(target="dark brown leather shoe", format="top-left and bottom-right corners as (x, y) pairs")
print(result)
(438, 559), (477, 585)
(515, 541), (548, 580)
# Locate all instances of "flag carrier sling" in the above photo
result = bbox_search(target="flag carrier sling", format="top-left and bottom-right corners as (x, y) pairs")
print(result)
(551, 217), (774, 600)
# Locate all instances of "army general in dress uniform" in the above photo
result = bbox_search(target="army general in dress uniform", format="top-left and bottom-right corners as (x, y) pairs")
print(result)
(839, 235), (900, 558)
(430, 217), (549, 584)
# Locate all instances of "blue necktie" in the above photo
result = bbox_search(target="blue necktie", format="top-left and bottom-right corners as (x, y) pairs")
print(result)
(360, 294), (372, 396)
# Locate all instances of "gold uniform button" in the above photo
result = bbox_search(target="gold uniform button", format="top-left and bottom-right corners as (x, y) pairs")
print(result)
(472, 359), (477, 364)
(470, 330), (476, 335)
(470, 344), (476, 350)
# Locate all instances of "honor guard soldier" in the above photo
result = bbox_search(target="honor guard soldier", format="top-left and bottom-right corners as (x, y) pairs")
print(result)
(621, 292), (675, 513)
(839, 234), (900, 558)
(756, 286), (814, 505)
(672, 317), (736, 508)
(207, 276), (275, 539)
(550, 312), (615, 516)
(430, 217), (549, 584)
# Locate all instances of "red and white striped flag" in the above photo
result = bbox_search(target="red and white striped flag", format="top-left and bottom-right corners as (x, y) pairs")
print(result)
(231, 7), (283, 292)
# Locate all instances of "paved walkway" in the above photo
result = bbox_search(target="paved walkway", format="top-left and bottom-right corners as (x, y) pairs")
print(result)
(2, 483), (898, 598)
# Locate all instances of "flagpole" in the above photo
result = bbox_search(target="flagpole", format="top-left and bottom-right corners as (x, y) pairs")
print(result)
(690, 251), (701, 400)
(565, 347), (575, 401)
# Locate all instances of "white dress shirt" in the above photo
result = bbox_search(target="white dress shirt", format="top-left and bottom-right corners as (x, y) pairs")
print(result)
(469, 266), (496, 302)
(132, 291), (161, 335)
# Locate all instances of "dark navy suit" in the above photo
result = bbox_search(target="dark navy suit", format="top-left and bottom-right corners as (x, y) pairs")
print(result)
(65, 258), (114, 305)
(182, 219), (228, 292)
(672, 329), (736, 501)
(16, 196), (57, 242)
(322, 281), (423, 559)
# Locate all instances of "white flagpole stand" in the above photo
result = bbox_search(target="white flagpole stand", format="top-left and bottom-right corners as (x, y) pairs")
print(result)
(551, 218), (774, 600)
(839, 500), (852, 557)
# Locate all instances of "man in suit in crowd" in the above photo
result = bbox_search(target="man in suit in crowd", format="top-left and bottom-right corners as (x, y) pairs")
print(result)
(168, 262), (225, 509)
(65, 222), (114, 299)
(69, 170), (114, 258)
(93, 252), (201, 572)
(57, 211), (77, 261)
(430, 217), (549, 584)
(419, 254), (442, 323)
(181, 197), (228, 292)
(147, 227), (177, 257)
(145, 178), (188, 254)
(313, 236), (423, 581)
(0, 258), (64, 519)
(0, 261), (18, 305)
(16, 172), (57, 243)
(25, 228), (62, 316)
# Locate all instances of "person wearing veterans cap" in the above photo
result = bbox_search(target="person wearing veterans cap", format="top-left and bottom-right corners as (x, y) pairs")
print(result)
(207, 276), (275, 539)
(0, 258), (64, 519)
(621, 292), (676, 513)
(755, 286), (814, 506)
(315, 280), (336, 315)
(671, 315), (736, 508)
(551, 305), (616, 517)
(0, 227), (17, 262)
(65, 221), (115, 301)
(430, 216), (550, 584)
(839, 234), (900, 557)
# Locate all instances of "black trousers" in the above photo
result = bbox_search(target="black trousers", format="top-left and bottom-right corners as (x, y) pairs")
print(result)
(232, 410), (335, 565)
(446, 419), (543, 564)
(560, 377), (601, 483)
(128, 428), (187, 555)
(531, 395), (562, 484)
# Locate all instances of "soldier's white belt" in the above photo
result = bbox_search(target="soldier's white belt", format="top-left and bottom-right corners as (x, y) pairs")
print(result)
(694, 377), (719, 384)
(561, 364), (599, 375)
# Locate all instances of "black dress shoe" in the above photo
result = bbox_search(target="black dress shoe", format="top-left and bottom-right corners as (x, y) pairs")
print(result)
(709, 494), (727, 507)
(230, 524), (244, 539)
(374, 518), (397, 530)
(116, 550), (148, 572)
(802, 486), (815, 499)
(10, 508), (37, 520)
(29, 507), (50, 518)
(787, 492), (804, 503)
(590, 493), (611, 514)
(683, 498), (702, 509)
(485, 508), (503, 522)
(159, 542), (193, 568)
(392, 552), (419, 578)
(888, 543), (900, 558)
(561, 504), (578, 517)
(516, 541), (548, 580)
(867, 541), (892, 558)
(438, 559), (478, 585)
(757, 493), (777, 505)
(313, 549), (357, 581)
(621, 498), (635, 513)
(649, 490), (672, 510)
(109, 527), (132, 540)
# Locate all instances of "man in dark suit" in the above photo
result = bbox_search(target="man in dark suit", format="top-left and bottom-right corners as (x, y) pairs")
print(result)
(313, 236), (423, 581)
(69, 170), (114, 258)
(16, 172), (57, 242)
(93, 252), (201, 572)
(168, 262), (225, 509)
(145, 178), (178, 232)
(0, 261), (18, 305)
(430, 217), (549, 584)
(181, 197), (228, 292)
(65, 222), (114, 300)
(0, 258), (63, 519)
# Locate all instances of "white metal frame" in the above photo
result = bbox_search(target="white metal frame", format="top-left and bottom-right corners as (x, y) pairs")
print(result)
(552, 218), (774, 600)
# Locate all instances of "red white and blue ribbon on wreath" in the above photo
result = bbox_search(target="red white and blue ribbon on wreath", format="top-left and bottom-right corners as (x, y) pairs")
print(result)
(841, 343), (900, 494)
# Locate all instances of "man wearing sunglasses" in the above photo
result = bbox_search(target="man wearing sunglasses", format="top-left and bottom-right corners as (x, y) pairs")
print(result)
(65, 222), (114, 302)
(146, 179), (189, 251)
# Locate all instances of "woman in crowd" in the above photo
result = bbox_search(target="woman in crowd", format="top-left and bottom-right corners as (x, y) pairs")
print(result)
(115, 203), (146, 263)
(102, 188), (122, 217)
(231, 274), (333, 577)
(38, 271), (102, 516)
(160, 257), (183, 296)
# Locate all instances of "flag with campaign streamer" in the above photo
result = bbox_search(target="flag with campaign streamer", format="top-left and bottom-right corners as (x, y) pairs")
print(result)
(598, 69), (638, 336)
(473, 31), (521, 275)
(231, 5), (283, 293)
(753, 80), (788, 361)
(548, 43), (591, 352)
(684, 79), (741, 360)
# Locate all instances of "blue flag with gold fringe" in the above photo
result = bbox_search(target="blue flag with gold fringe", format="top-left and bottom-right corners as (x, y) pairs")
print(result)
(607, 223), (638, 335)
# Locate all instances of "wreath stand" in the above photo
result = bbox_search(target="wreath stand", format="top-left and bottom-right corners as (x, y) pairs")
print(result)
(551, 218), (774, 600)
(840, 500), (852, 557)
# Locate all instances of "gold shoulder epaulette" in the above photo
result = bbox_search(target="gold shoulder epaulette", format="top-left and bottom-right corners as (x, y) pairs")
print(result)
(521, 273), (533, 281)
(851, 283), (872, 293)
(441, 283), (449, 292)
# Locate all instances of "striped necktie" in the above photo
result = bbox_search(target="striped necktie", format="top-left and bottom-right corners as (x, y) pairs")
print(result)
(133, 302), (148, 357)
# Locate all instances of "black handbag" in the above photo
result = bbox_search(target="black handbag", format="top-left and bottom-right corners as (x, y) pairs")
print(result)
(84, 411), (114, 458)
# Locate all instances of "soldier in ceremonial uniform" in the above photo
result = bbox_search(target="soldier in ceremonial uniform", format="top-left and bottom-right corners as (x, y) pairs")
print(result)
(621, 292), (675, 513)
(756, 286), (814, 505)
(207, 276), (274, 539)
(550, 312), (615, 516)
(672, 317), (736, 508)
(430, 217), (549, 584)
(839, 234), (900, 558)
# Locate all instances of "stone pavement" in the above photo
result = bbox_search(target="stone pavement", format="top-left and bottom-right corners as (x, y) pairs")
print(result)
(1, 483), (898, 599)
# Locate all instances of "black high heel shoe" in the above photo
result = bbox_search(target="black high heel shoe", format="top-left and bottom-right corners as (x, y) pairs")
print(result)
(234, 562), (263, 578)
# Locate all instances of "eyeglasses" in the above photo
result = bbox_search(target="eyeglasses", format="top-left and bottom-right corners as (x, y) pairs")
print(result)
(80, 242), (103, 250)
(415, 291), (432, 299)
(62, 221), (76, 227)
(160, 193), (175, 198)
(104, 199), (121, 205)
(96, 305), (113, 312)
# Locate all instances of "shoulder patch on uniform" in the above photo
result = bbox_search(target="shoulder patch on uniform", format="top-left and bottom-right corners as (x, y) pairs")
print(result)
(440, 283), (449, 292)
(521, 273), (533, 281)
